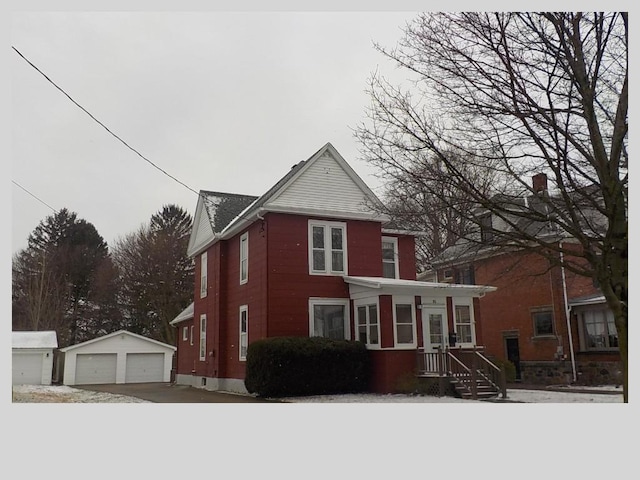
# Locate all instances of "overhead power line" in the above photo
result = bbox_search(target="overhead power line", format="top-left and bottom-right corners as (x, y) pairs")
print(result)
(12, 46), (201, 198)
(12, 180), (58, 213)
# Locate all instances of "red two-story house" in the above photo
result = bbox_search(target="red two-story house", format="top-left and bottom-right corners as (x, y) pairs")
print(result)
(170, 143), (496, 394)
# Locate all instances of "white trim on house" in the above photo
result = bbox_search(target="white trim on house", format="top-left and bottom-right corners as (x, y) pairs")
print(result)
(381, 236), (399, 279)
(308, 220), (348, 276)
(239, 304), (248, 361)
(392, 295), (418, 349)
(308, 297), (351, 340)
(354, 297), (381, 349)
(199, 314), (207, 361)
(451, 297), (476, 346)
(200, 252), (208, 298)
(240, 231), (249, 285)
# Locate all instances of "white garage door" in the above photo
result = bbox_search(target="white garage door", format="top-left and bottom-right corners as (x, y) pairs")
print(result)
(75, 353), (117, 384)
(12, 352), (44, 385)
(125, 353), (165, 383)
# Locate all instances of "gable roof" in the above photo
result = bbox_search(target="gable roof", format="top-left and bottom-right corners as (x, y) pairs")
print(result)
(187, 192), (259, 257)
(170, 302), (194, 325)
(59, 330), (176, 352)
(187, 142), (389, 256)
(12, 331), (58, 349)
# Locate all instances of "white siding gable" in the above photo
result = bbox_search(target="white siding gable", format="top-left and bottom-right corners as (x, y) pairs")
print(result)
(187, 197), (216, 257)
(266, 148), (380, 218)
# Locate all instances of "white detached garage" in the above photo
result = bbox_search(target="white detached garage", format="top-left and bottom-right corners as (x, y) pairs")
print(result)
(12, 331), (58, 385)
(60, 330), (176, 386)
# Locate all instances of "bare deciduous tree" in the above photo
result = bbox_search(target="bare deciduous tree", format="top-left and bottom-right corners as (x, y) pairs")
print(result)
(356, 12), (628, 400)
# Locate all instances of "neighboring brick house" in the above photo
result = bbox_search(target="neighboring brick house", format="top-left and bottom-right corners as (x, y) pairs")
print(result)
(170, 143), (497, 394)
(429, 174), (622, 386)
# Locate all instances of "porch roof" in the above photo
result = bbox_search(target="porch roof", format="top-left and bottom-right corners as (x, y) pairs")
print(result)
(342, 276), (497, 298)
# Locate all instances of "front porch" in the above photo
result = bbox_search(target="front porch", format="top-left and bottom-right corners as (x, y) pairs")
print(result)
(416, 346), (508, 400)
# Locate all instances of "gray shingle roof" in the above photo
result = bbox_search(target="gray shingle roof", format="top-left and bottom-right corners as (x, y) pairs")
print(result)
(200, 191), (259, 233)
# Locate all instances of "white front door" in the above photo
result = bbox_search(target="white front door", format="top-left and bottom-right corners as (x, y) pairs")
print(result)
(422, 306), (448, 351)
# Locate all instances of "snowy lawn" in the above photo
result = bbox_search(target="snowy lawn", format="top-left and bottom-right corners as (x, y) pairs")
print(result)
(12, 384), (623, 403)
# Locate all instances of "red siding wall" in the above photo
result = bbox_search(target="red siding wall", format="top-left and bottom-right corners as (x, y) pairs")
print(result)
(472, 249), (601, 363)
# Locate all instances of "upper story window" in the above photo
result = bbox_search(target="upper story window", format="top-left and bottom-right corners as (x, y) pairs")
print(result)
(182, 326), (188, 341)
(309, 220), (347, 275)
(240, 232), (249, 285)
(455, 265), (475, 285)
(578, 308), (618, 351)
(382, 236), (399, 279)
(532, 308), (554, 337)
(200, 252), (208, 298)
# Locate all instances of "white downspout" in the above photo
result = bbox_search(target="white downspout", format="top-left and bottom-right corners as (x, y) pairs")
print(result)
(560, 242), (577, 382)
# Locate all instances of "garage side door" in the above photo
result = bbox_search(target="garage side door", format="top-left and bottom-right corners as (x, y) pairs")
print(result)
(125, 353), (165, 383)
(75, 353), (117, 384)
(12, 352), (44, 385)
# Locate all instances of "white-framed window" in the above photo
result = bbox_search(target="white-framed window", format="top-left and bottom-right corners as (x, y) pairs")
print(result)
(308, 220), (348, 275)
(531, 308), (555, 337)
(240, 232), (249, 285)
(453, 299), (475, 344)
(239, 305), (248, 361)
(393, 296), (417, 348)
(355, 299), (380, 348)
(200, 252), (208, 298)
(199, 314), (207, 361)
(577, 308), (618, 351)
(382, 236), (399, 279)
(309, 298), (350, 340)
(182, 326), (188, 341)
(190, 325), (194, 346)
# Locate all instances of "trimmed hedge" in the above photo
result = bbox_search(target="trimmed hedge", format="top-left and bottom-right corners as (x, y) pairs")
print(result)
(244, 336), (370, 398)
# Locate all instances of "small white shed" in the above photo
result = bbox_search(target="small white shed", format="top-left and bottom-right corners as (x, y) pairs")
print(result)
(60, 330), (176, 386)
(12, 331), (58, 385)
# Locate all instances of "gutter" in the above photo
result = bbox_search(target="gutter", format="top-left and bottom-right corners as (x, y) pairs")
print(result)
(560, 241), (577, 382)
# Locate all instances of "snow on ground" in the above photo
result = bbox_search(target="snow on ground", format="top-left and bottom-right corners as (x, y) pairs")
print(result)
(11, 384), (623, 403)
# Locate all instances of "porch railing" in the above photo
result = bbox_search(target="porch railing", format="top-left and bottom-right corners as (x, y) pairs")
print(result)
(416, 346), (507, 399)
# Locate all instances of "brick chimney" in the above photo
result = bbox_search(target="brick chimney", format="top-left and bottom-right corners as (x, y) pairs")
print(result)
(532, 173), (548, 193)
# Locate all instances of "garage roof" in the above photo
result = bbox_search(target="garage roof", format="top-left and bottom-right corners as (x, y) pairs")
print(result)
(59, 330), (176, 352)
(12, 331), (58, 349)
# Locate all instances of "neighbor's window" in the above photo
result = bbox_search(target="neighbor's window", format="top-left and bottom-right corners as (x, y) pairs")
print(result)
(480, 214), (494, 242)
(356, 302), (380, 347)
(382, 237), (399, 279)
(580, 309), (618, 350)
(240, 232), (249, 284)
(200, 252), (208, 298)
(309, 221), (347, 275)
(393, 298), (416, 347)
(532, 309), (554, 336)
(199, 314), (207, 361)
(239, 305), (248, 361)
(454, 303), (474, 344)
(309, 298), (350, 340)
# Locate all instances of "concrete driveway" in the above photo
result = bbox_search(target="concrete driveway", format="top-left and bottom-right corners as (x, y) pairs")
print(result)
(73, 382), (281, 403)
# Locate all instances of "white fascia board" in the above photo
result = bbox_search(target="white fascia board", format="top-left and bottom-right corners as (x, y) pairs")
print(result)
(187, 234), (220, 258)
(343, 276), (497, 298)
(382, 228), (427, 237)
(262, 205), (390, 222)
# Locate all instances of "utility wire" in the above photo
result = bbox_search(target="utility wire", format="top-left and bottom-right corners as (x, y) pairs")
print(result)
(12, 46), (201, 198)
(12, 46), (263, 227)
(12, 180), (58, 213)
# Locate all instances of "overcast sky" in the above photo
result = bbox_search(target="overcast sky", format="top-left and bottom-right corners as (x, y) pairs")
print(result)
(9, 8), (421, 253)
